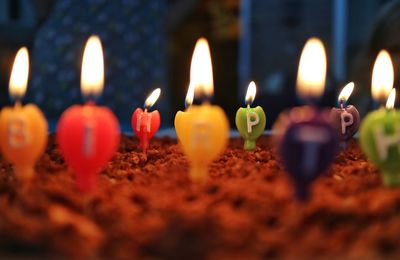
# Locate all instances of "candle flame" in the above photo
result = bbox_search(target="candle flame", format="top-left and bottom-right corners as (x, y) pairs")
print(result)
(296, 38), (327, 100)
(386, 88), (396, 109)
(144, 88), (161, 109)
(372, 50), (393, 103)
(9, 47), (29, 100)
(81, 35), (104, 99)
(190, 38), (214, 100)
(185, 83), (194, 108)
(245, 81), (257, 105)
(338, 82), (354, 103)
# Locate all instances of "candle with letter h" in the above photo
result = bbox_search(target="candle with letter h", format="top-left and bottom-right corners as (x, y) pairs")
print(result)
(132, 88), (161, 152)
(360, 50), (400, 186)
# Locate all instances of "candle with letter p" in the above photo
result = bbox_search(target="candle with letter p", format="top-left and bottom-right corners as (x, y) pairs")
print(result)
(330, 82), (360, 146)
(235, 81), (266, 150)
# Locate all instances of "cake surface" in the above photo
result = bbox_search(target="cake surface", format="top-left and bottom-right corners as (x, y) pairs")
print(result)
(0, 135), (399, 259)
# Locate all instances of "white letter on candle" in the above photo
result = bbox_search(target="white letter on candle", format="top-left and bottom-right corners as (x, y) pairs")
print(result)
(246, 112), (260, 133)
(8, 118), (30, 148)
(295, 126), (330, 174)
(340, 111), (354, 134)
(373, 125), (400, 160)
(191, 121), (211, 149)
(83, 122), (94, 157)
(136, 113), (152, 133)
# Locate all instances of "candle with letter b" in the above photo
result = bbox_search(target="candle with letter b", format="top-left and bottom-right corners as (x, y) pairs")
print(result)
(0, 47), (48, 182)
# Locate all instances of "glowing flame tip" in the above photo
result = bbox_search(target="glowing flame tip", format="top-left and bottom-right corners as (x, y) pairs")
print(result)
(190, 37), (213, 101)
(245, 81), (257, 105)
(145, 88), (161, 109)
(81, 35), (104, 99)
(296, 37), (327, 100)
(338, 82), (354, 103)
(386, 88), (396, 109)
(372, 50), (394, 103)
(9, 47), (29, 99)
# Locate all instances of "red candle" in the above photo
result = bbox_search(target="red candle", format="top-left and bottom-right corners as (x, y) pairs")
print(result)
(132, 88), (161, 151)
(57, 35), (120, 192)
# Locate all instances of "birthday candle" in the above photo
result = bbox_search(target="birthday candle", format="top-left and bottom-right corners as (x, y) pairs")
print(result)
(235, 81), (266, 150)
(131, 88), (161, 152)
(57, 35), (120, 192)
(360, 50), (400, 187)
(273, 38), (338, 200)
(0, 47), (48, 182)
(174, 38), (229, 182)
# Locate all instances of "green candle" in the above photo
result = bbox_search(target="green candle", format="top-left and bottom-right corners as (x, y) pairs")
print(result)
(235, 81), (266, 150)
(360, 89), (400, 186)
(360, 50), (398, 186)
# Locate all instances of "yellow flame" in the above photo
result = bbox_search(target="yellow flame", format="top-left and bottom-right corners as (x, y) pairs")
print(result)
(296, 38), (327, 99)
(145, 88), (161, 108)
(185, 83), (195, 107)
(81, 35), (104, 98)
(190, 38), (214, 100)
(386, 88), (396, 109)
(245, 81), (257, 105)
(9, 47), (29, 99)
(338, 82), (354, 103)
(372, 50), (393, 103)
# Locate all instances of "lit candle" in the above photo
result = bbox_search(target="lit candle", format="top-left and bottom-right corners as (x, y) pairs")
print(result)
(360, 50), (400, 186)
(273, 38), (338, 200)
(57, 35), (120, 192)
(0, 47), (48, 181)
(330, 82), (360, 146)
(131, 88), (161, 152)
(174, 38), (229, 182)
(235, 81), (266, 150)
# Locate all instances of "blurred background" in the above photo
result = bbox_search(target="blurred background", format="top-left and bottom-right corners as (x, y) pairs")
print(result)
(0, 0), (398, 131)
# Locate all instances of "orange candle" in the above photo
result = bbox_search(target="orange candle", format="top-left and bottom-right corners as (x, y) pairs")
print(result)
(0, 47), (48, 181)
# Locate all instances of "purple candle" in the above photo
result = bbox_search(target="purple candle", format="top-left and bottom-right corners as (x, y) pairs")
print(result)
(330, 82), (360, 146)
(273, 38), (339, 201)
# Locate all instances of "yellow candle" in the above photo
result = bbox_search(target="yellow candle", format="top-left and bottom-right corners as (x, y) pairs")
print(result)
(174, 38), (229, 182)
(0, 47), (48, 181)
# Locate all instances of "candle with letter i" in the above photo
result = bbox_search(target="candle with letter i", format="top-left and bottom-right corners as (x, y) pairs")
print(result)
(0, 47), (48, 182)
(57, 35), (120, 192)
(330, 82), (360, 147)
(235, 81), (266, 150)
(273, 38), (338, 200)
(360, 50), (400, 187)
(174, 38), (229, 182)
(132, 88), (161, 152)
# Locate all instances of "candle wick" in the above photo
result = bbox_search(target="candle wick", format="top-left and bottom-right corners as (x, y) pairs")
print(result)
(15, 100), (21, 108)
(339, 99), (345, 110)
